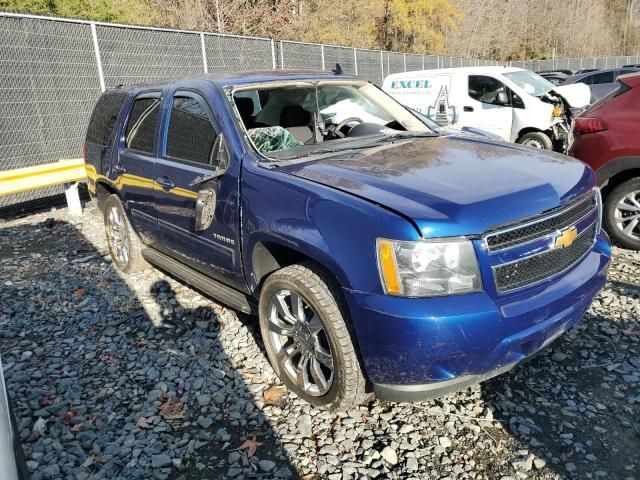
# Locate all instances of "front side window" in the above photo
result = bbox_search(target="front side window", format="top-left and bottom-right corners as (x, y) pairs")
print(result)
(166, 95), (219, 166)
(468, 76), (510, 105)
(125, 96), (160, 154)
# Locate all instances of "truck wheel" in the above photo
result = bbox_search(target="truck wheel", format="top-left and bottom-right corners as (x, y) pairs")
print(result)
(603, 178), (640, 250)
(517, 131), (553, 150)
(259, 263), (367, 411)
(103, 195), (149, 273)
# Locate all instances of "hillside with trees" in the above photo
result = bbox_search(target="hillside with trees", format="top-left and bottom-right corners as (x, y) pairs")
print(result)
(1, 0), (638, 60)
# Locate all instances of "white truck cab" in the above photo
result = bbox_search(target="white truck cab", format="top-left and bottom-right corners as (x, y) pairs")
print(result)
(383, 66), (590, 151)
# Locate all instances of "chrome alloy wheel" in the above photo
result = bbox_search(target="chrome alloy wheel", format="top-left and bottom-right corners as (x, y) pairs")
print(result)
(523, 138), (544, 149)
(615, 191), (640, 240)
(267, 289), (334, 396)
(106, 205), (130, 265)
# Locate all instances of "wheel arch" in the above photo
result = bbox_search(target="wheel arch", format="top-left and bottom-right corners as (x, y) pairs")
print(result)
(516, 127), (551, 141)
(248, 235), (350, 295)
(596, 156), (640, 198)
(93, 179), (119, 212)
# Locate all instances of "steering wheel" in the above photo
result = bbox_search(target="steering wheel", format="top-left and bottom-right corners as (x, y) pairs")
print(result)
(329, 117), (363, 138)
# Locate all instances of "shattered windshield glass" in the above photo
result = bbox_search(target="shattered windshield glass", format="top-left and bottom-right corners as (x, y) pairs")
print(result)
(504, 70), (555, 96)
(231, 81), (433, 160)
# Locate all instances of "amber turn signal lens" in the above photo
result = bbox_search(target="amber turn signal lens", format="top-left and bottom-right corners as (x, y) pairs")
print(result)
(377, 239), (402, 295)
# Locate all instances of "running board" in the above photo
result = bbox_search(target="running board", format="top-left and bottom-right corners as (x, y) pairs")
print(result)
(141, 247), (257, 314)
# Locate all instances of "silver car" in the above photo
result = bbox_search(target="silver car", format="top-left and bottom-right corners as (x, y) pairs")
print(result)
(0, 356), (28, 480)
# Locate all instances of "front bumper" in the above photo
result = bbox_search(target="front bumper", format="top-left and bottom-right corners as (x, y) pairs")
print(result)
(343, 233), (611, 401)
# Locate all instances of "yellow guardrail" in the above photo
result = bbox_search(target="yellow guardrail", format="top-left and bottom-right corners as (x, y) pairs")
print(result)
(0, 158), (87, 196)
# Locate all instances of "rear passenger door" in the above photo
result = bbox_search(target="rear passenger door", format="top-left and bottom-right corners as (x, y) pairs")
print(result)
(154, 90), (242, 288)
(112, 91), (162, 245)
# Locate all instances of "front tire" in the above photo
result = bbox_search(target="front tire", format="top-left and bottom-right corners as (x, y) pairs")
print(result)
(517, 131), (553, 150)
(603, 178), (640, 250)
(103, 195), (149, 273)
(259, 263), (367, 410)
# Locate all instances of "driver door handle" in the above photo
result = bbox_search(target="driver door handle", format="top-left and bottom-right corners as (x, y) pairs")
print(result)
(113, 164), (127, 174)
(156, 176), (175, 190)
(464, 106), (474, 112)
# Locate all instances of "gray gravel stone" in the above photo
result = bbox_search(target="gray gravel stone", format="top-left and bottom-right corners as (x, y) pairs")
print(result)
(151, 454), (172, 468)
(2, 203), (638, 480)
(439, 436), (452, 449)
(380, 446), (398, 465)
(259, 459), (277, 472)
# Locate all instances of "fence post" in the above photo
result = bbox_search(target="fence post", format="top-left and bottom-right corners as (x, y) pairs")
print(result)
(90, 22), (105, 92)
(380, 50), (384, 83)
(321, 44), (325, 70)
(270, 39), (276, 69)
(403, 53), (406, 72)
(353, 48), (358, 76)
(422, 54), (425, 70)
(280, 41), (284, 69)
(200, 33), (208, 73)
(604, 57), (608, 68)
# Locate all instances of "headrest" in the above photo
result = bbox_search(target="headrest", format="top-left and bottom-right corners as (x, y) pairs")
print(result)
(280, 105), (311, 128)
(235, 97), (254, 119)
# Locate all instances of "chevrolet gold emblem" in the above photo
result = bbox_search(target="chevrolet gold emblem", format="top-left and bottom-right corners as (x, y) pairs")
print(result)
(554, 226), (578, 249)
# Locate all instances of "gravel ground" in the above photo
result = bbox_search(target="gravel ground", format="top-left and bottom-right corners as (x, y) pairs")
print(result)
(0, 205), (638, 480)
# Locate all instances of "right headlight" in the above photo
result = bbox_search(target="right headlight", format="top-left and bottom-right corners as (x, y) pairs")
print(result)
(376, 238), (482, 297)
(594, 186), (603, 234)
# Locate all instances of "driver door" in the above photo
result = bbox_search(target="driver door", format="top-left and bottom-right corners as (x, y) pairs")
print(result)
(154, 90), (244, 290)
(462, 75), (514, 141)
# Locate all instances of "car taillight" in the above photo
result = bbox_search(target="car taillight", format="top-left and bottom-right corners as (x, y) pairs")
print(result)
(573, 117), (608, 135)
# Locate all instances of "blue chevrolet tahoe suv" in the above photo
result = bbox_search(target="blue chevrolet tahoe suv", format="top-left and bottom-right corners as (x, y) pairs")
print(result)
(85, 70), (611, 410)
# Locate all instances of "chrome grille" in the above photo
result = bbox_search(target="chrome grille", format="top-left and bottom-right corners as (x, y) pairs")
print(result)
(485, 192), (597, 252)
(493, 222), (597, 292)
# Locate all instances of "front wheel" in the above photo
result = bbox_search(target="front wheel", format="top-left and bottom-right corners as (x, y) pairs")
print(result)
(259, 263), (367, 410)
(603, 178), (640, 250)
(517, 131), (553, 150)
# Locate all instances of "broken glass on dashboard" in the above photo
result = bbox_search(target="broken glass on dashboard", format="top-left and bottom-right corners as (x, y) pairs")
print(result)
(248, 126), (303, 154)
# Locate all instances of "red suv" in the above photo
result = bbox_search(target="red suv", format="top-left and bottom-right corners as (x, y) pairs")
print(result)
(569, 73), (640, 250)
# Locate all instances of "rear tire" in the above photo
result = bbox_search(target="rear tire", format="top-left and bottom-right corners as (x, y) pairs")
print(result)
(258, 263), (367, 411)
(603, 178), (640, 250)
(103, 195), (150, 273)
(517, 131), (553, 150)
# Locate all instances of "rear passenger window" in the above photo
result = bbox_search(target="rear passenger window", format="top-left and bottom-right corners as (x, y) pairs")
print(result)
(584, 71), (614, 85)
(86, 89), (128, 146)
(125, 97), (160, 155)
(166, 95), (218, 165)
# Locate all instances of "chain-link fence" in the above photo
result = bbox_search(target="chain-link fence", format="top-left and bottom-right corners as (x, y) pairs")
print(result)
(511, 56), (640, 72)
(0, 11), (505, 208)
(4, 11), (635, 209)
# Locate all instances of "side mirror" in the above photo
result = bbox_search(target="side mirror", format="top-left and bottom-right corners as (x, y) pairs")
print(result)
(496, 91), (509, 105)
(195, 189), (216, 232)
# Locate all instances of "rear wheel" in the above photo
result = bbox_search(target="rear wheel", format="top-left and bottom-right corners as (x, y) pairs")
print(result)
(517, 131), (553, 150)
(259, 263), (367, 410)
(103, 195), (149, 273)
(604, 178), (640, 250)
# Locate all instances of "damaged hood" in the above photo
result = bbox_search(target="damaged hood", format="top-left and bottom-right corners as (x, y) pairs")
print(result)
(279, 135), (594, 238)
(551, 83), (591, 108)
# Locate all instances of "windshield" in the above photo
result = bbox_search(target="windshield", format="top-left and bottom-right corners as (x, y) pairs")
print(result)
(232, 81), (432, 160)
(503, 70), (555, 96)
